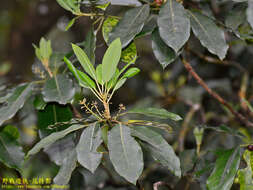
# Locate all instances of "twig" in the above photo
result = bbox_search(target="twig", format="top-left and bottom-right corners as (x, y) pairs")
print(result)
(181, 58), (253, 128)
(178, 104), (200, 152)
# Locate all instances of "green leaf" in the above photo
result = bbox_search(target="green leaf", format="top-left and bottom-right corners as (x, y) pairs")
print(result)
(0, 129), (24, 172)
(42, 74), (75, 105)
(152, 28), (177, 69)
(247, 1), (253, 30)
(96, 64), (103, 85)
(109, 0), (142, 6)
(136, 14), (157, 39)
(76, 122), (103, 173)
(108, 125), (144, 184)
(114, 78), (127, 90)
(121, 42), (137, 64)
(102, 38), (122, 82)
(53, 149), (77, 188)
(83, 27), (96, 64)
(122, 67), (140, 79)
(37, 104), (73, 137)
(64, 57), (89, 88)
(101, 125), (109, 146)
(107, 69), (119, 90)
(158, 0), (190, 52)
(128, 107), (182, 121)
(96, 2), (110, 11)
(102, 17), (119, 43)
(34, 95), (47, 110)
(131, 126), (181, 177)
(207, 147), (241, 190)
(27, 124), (87, 157)
(39, 37), (52, 60)
(77, 70), (96, 89)
(2, 125), (20, 140)
(0, 83), (33, 126)
(65, 17), (76, 31)
(108, 5), (150, 48)
(56, 0), (80, 13)
(72, 43), (97, 80)
(188, 10), (229, 60)
(237, 150), (253, 190)
(56, 0), (73, 12)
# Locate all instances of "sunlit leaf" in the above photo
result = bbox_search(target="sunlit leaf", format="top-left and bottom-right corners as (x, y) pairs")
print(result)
(102, 38), (122, 82)
(207, 147), (241, 190)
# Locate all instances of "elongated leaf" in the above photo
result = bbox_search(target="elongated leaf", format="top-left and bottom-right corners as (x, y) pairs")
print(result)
(152, 28), (177, 69)
(53, 149), (77, 188)
(0, 129), (24, 172)
(65, 17), (76, 31)
(136, 14), (157, 38)
(237, 150), (253, 190)
(128, 107), (182, 121)
(56, 0), (80, 13)
(64, 57), (89, 88)
(110, 0), (142, 6)
(56, 0), (73, 12)
(77, 123), (103, 173)
(44, 134), (75, 166)
(27, 124), (87, 157)
(107, 69), (119, 90)
(158, 0), (190, 52)
(72, 44), (97, 80)
(77, 70), (96, 89)
(114, 78), (127, 90)
(108, 125), (144, 184)
(188, 10), (229, 60)
(0, 83), (33, 126)
(247, 1), (253, 30)
(102, 38), (122, 82)
(38, 104), (73, 137)
(131, 126), (181, 177)
(122, 67), (140, 78)
(207, 147), (241, 190)
(42, 74), (75, 105)
(108, 5), (150, 48)
(83, 28), (96, 64)
(96, 64), (103, 85)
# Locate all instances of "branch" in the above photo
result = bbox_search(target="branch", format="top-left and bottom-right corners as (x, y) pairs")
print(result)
(181, 58), (253, 128)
